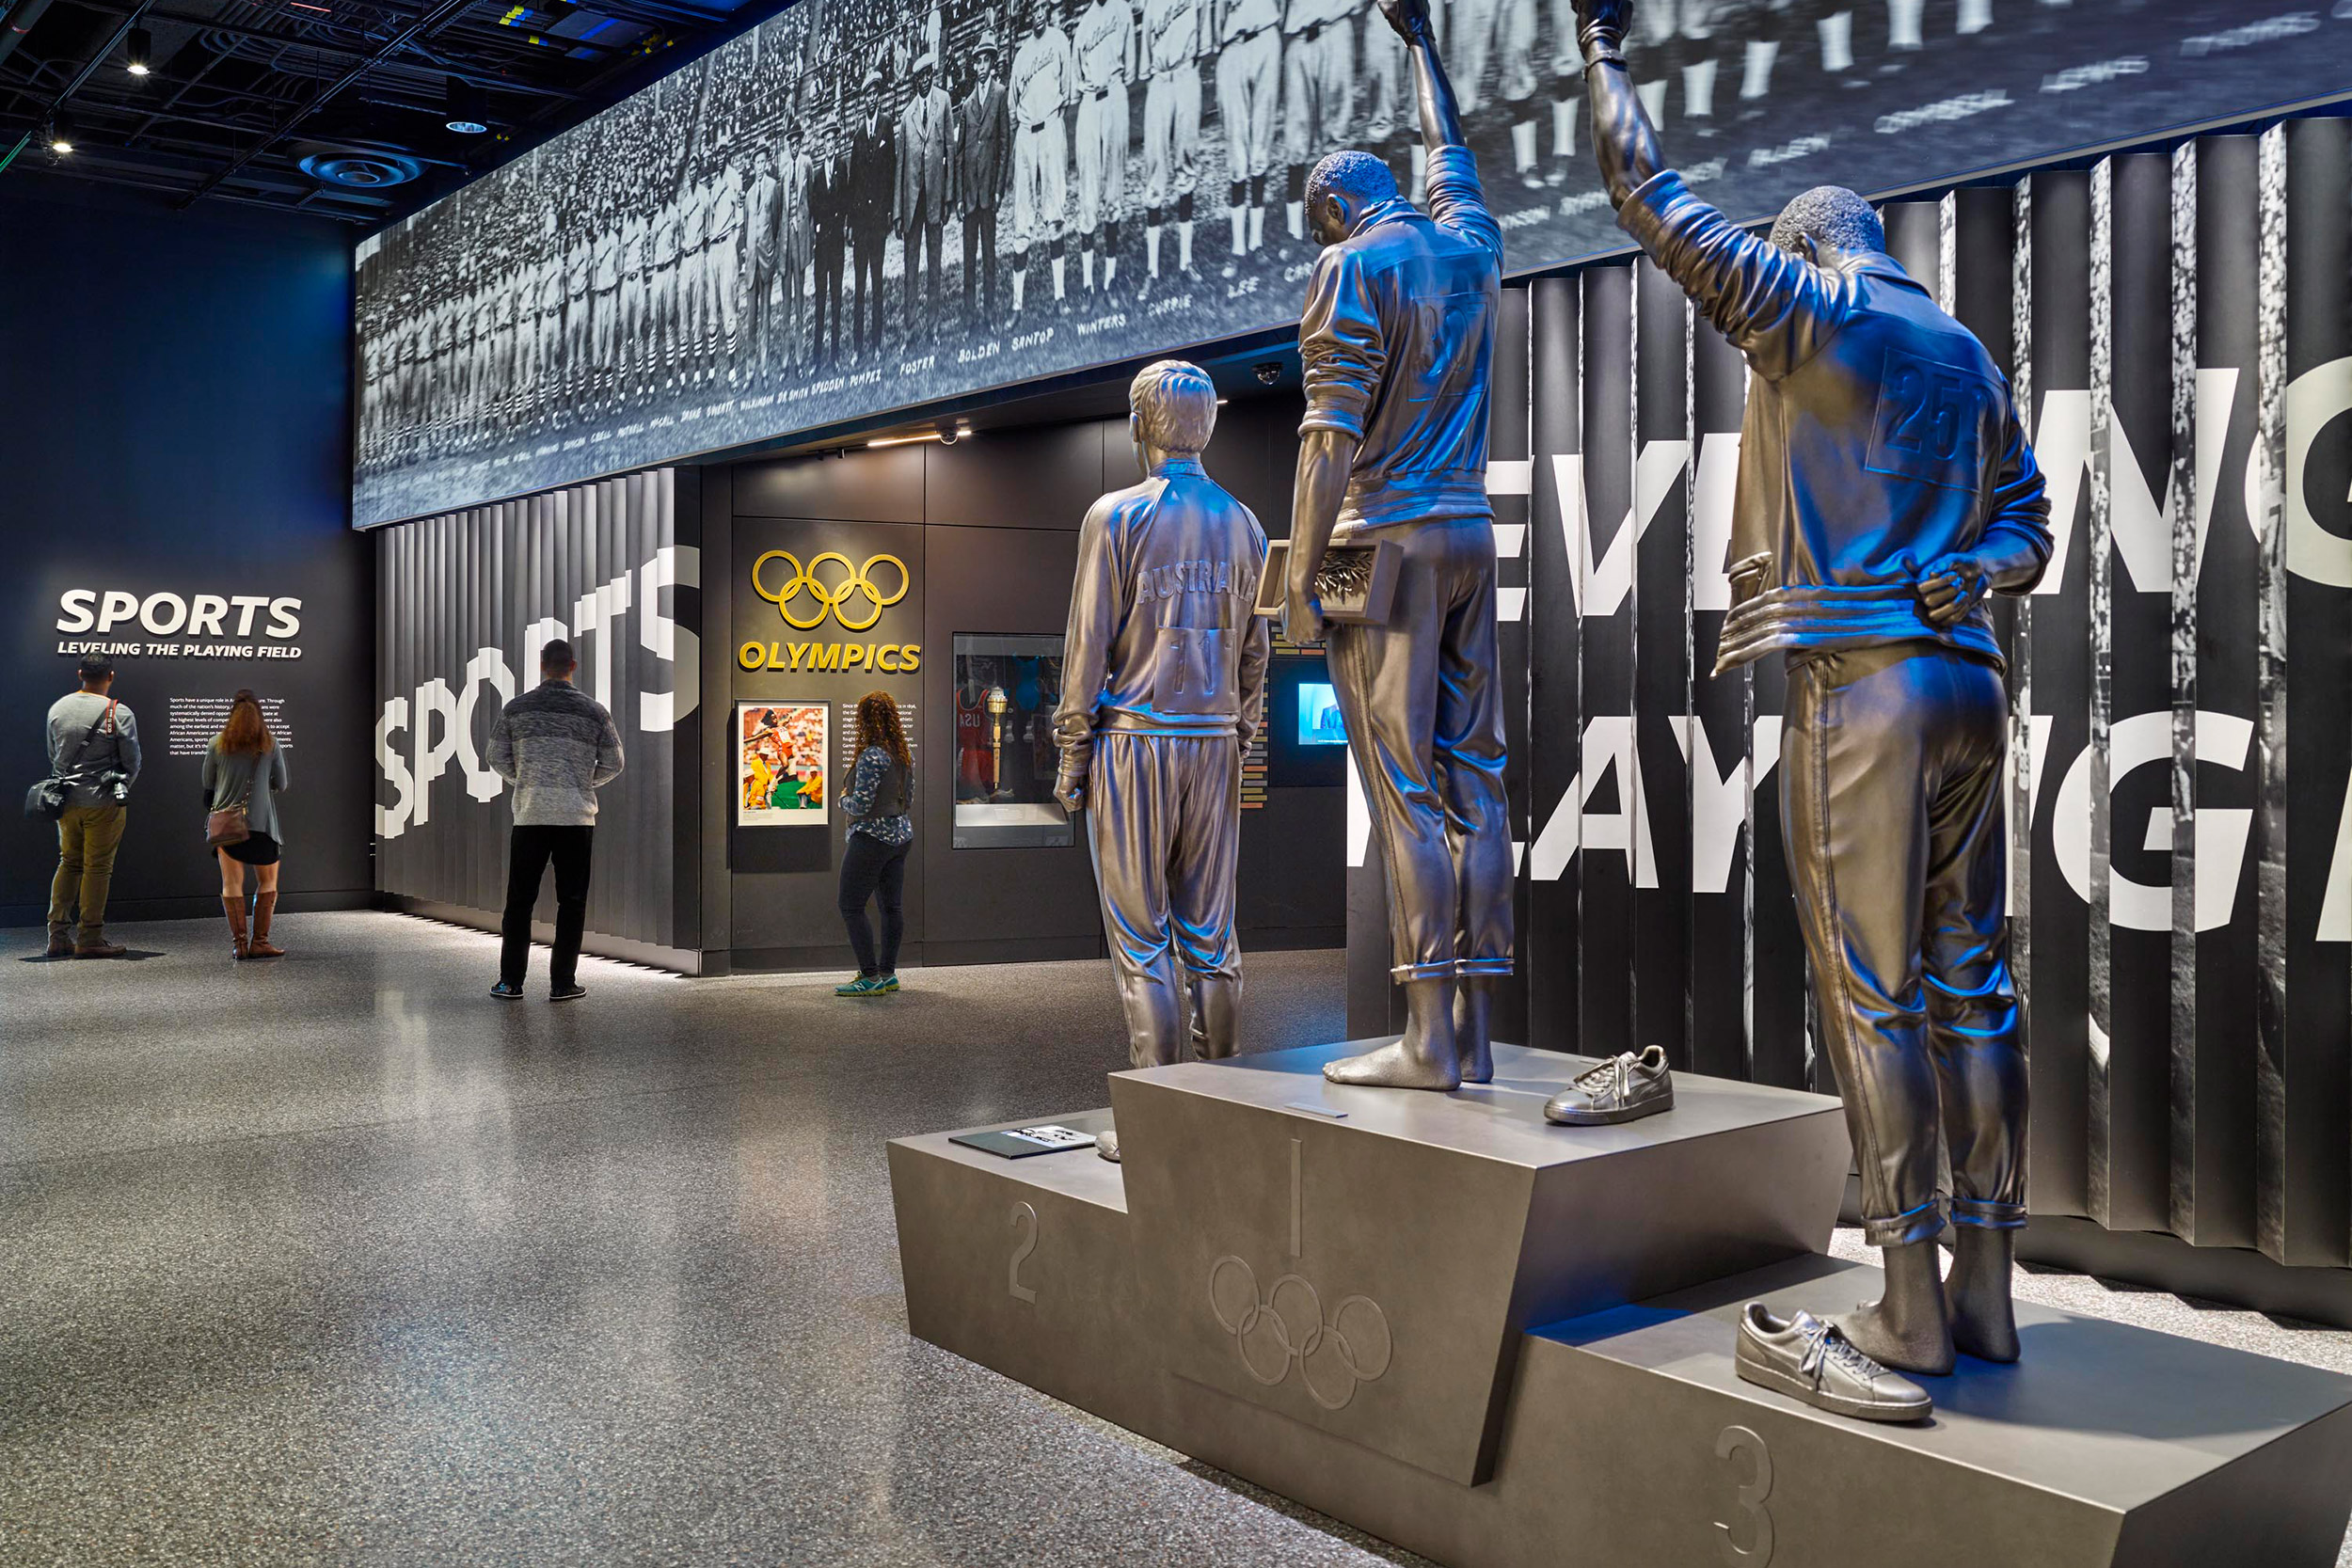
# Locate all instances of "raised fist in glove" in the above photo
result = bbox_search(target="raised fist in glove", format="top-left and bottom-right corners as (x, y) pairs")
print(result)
(1377, 0), (1435, 43)
(1575, 0), (1634, 59)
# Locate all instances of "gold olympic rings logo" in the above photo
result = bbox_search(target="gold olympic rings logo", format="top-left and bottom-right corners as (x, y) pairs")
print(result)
(752, 550), (909, 632)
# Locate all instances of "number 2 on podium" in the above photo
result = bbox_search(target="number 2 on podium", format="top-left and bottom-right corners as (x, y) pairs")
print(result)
(1009, 1202), (1040, 1304)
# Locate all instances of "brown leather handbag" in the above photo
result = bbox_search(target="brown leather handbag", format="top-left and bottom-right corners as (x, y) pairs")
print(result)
(206, 781), (253, 849)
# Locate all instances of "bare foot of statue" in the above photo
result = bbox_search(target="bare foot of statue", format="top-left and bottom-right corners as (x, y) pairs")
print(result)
(1834, 1237), (1956, 1376)
(1454, 978), (1494, 1085)
(1946, 1227), (2021, 1362)
(1324, 977), (1461, 1090)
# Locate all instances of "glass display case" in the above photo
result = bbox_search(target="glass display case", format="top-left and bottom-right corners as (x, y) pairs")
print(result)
(951, 633), (1073, 849)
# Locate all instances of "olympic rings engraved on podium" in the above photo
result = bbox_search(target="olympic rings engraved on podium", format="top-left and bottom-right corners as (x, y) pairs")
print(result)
(751, 550), (909, 631)
(1207, 1254), (1392, 1411)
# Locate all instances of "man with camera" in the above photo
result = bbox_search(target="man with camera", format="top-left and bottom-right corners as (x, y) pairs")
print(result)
(41, 654), (141, 958)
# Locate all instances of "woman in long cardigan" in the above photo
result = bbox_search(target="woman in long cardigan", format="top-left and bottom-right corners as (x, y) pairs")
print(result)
(203, 689), (291, 959)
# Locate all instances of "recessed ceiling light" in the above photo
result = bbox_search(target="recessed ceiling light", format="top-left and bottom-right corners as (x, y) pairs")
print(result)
(444, 79), (489, 135)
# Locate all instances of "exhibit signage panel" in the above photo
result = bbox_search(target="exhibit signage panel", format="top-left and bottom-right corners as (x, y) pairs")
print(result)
(727, 517), (923, 886)
(351, 0), (2352, 528)
(8, 570), (369, 921)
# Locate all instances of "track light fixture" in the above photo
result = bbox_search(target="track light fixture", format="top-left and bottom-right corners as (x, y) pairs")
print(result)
(126, 26), (151, 75)
(866, 424), (972, 450)
(47, 114), (73, 153)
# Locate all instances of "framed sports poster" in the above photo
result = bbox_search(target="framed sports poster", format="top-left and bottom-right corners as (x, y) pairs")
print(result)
(736, 701), (829, 828)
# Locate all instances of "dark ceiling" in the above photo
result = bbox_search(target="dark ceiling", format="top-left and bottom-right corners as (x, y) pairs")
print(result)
(0, 0), (783, 224)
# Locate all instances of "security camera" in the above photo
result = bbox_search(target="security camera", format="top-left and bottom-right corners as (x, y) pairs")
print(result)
(1253, 360), (1282, 387)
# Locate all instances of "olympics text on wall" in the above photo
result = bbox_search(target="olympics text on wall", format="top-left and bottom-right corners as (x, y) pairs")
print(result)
(739, 549), (919, 673)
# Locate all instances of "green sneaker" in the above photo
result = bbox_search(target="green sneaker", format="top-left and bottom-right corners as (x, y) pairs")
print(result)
(876, 973), (900, 993)
(835, 974), (891, 997)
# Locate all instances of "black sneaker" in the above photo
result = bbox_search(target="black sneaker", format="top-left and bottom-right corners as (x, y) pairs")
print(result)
(550, 983), (586, 1003)
(491, 980), (524, 1000)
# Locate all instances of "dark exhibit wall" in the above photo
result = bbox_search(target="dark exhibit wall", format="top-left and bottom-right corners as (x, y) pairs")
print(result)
(368, 404), (1333, 975)
(711, 398), (1342, 973)
(349, 0), (2352, 528)
(372, 469), (702, 966)
(1376, 123), (2352, 1276)
(0, 178), (371, 927)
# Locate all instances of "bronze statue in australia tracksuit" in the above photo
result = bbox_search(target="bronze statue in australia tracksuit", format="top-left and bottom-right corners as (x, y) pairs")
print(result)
(1283, 0), (1515, 1093)
(1577, 0), (2054, 1375)
(1056, 361), (1272, 1076)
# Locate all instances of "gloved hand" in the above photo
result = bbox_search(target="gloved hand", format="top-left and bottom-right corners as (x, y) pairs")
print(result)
(1377, 0), (1436, 44)
(1916, 551), (1991, 627)
(1055, 767), (1088, 814)
(1576, 0), (1635, 62)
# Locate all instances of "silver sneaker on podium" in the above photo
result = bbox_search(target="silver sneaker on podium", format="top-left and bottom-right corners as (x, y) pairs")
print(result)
(1735, 1303), (1933, 1424)
(1543, 1046), (1675, 1126)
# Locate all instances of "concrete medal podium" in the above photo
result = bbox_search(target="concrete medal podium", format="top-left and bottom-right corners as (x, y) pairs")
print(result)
(888, 1041), (2352, 1567)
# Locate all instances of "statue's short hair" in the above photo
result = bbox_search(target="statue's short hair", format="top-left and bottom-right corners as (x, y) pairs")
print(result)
(1769, 185), (1884, 256)
(1307, 150), (1397, 218)
(1130, 359), (1218, 454)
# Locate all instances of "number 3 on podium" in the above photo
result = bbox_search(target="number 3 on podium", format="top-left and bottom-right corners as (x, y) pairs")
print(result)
(1714, 1424), (1774, 1564)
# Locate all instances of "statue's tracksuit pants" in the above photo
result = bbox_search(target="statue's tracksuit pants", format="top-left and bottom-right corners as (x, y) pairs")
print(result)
(1086, 731), (1245, 1069)
(1325, 516), (1515, 984)
(1782, 642), (2027, 1246)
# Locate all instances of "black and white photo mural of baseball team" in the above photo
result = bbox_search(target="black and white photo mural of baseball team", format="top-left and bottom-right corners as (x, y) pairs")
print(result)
(355, 0), (2352, 528)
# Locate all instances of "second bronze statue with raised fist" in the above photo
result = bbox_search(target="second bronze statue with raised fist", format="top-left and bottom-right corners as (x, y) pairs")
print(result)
(1576, 0), (2051, 1392)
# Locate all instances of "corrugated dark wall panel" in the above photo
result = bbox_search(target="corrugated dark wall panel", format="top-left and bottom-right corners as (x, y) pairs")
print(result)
(1526, 277), (1582, 1050)
(2189, 137), (2263, 1250)
(2025, 169), (2095, 1223)
(2100, 151), (2177, 1235)
(372, 468), (698, 961)
(1578, 265), (1639, 1054)
(1633, 262), (1692, 1068)
(1491, 286), (1534, 1048)
(1688, 308), (1751, 1084)
(1476, 127), (2352, 1276)
(2278, 119), (2352, 1268)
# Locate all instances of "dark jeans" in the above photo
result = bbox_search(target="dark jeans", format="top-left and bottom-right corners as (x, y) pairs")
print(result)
(837, 831), (909, 976)
(501, 825), (593, 989)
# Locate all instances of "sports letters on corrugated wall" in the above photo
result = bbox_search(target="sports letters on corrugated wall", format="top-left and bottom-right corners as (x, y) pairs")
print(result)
(1352, 124), (2352, 1271)
(373, 468), (702, 962)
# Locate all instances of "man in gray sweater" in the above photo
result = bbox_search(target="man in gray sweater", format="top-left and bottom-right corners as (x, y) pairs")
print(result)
(486, 639), (625, 1000)
(44, 653), (141, 958)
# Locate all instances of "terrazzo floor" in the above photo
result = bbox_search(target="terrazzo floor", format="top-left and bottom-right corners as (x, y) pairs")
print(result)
(3, 911), (2347, 1566)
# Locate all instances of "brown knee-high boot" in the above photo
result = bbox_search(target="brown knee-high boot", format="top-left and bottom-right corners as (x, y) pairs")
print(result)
(223, 897), (249, 960)
(248, 893), (285, 958)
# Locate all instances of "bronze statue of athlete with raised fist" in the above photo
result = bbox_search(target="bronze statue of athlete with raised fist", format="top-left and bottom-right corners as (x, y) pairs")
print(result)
(1575, 0), (2053, 1381)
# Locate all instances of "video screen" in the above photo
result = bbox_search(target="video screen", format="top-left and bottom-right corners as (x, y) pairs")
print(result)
(354, 0), (2352, 528)
(1297, 683), (1346, 748)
